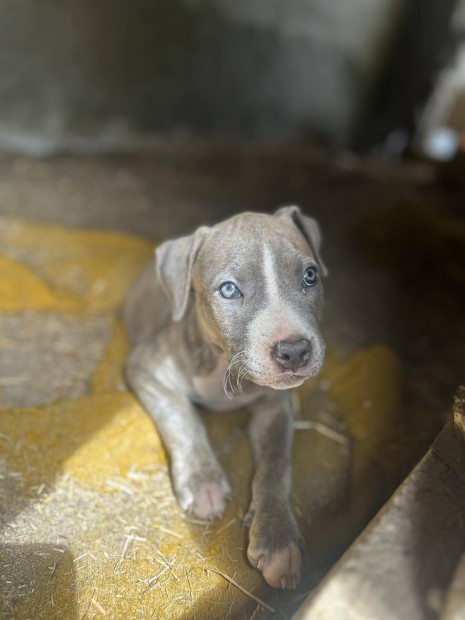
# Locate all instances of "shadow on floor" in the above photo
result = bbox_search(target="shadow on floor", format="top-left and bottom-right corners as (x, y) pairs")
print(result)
(0, 543), (77, 619)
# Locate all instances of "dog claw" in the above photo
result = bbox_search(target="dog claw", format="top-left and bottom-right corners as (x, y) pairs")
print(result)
(247, 542), (301, 589)
(178, 477), (232, 521)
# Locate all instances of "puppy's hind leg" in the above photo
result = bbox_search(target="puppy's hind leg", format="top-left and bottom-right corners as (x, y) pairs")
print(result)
(127, 347), (231, 521)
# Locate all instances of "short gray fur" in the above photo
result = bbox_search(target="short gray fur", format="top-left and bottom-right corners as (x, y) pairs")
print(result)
(122, 206), (326, 589)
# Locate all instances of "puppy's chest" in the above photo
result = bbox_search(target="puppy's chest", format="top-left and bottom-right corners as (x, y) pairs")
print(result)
(192, 357), (259, 411)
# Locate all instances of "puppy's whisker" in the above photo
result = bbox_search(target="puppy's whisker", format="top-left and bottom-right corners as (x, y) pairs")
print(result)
(235, 364), (244, 391)
(227, 368), (235, 396)
(223, 352), (246, 398)
(223, 365), (232, 398)
(240, 367), (251, 384)
(237, 362), (251, 390)
(223, 368), (233, 399)
(229, 351), (246, 364)
(238, 369), (250, 391)
(235, 362), (248, 392)
(232, 354), (248, 386)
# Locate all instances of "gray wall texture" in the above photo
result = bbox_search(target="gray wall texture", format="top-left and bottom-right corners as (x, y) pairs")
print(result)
(0, 0), (405, 153)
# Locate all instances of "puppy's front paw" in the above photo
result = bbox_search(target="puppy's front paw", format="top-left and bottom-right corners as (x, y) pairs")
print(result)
(173, 466), (232, 521)
(247, 506), (301, 589)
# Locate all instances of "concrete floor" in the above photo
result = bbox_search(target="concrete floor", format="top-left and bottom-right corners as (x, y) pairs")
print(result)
(0, 147), (464, 618)
(295, 387), (465, 620)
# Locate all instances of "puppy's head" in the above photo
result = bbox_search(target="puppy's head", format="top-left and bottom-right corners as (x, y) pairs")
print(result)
(156, 206), (327, 390)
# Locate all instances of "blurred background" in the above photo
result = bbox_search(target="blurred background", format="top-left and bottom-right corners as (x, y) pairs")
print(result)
(1, 2), (465, 619)
(0, 0), (464, 157)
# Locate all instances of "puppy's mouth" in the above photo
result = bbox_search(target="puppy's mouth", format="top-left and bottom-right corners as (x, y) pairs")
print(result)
(269, 374), (307, 390)
(249, 366), (320, 390)
(226, 343), (325, 392)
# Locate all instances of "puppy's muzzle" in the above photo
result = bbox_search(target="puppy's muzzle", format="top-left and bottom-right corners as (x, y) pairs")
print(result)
(272, 338), (311, 372)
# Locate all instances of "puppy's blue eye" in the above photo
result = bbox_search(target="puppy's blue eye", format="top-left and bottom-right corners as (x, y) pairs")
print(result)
(219, 282), (241, 299)
(303, 266), (318, 287)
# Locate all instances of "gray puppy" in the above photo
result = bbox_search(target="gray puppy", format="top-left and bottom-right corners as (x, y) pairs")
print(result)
(123, 205), (327, 589)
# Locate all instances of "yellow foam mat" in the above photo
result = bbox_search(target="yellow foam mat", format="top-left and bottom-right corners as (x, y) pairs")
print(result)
(0, 217), (410, 618)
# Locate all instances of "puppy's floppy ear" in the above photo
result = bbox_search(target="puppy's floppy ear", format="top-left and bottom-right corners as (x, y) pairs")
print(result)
(155, 226), (209, 321)
(275, 205), (328, 276)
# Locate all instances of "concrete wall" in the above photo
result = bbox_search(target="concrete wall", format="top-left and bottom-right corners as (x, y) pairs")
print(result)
(354, 0), (460, 154)
(0, 0), (405, 154)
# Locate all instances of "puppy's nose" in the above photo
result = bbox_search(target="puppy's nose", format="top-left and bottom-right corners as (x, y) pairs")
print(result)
(272, 339), (311, 371)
